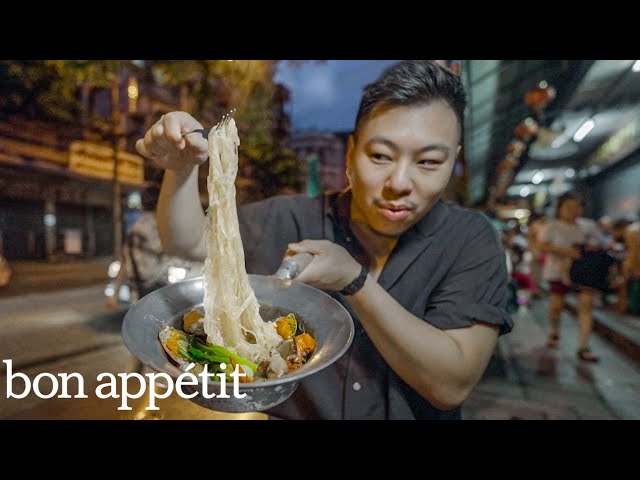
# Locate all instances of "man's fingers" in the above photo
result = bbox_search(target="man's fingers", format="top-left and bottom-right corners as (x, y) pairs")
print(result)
(293, 263), (319, 285)
(151, 122), (174, 153)
(288, 240), (327, 255)
(143, 122), (174, 158)
(135, 138), (153, 159)
(183, 132), (207, 153)
(143, 128), (161, 156)
(163, 113), (189, 147)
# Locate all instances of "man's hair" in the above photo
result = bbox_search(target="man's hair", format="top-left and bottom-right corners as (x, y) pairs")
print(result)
(555, 191), (582, 218)
(354, 60), (467, 138)
(612, 218), (632, 231)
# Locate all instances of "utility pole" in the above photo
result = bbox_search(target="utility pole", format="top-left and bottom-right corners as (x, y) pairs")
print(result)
(111, 64), (123, 259)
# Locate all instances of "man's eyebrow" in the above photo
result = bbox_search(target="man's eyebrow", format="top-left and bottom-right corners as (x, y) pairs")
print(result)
(365, 136), (450, 155)
(365, 136), (399, 151)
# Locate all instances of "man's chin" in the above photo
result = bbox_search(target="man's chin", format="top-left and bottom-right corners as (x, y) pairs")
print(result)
(369, 220), (412, 238)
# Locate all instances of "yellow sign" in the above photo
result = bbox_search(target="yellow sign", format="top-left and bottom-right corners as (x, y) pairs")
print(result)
(69, 141), (145, 185)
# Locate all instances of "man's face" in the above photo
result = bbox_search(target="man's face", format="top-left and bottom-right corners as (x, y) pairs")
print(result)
(347, 102), (460, 237)
(559, 198), (582, 222)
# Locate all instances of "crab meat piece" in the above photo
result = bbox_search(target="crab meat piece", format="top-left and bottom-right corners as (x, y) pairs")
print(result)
(267, 351), (288, 379)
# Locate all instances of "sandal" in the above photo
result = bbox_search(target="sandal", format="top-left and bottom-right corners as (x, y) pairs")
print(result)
(546, 334), (560, 348)
(577, 348), (600, 363)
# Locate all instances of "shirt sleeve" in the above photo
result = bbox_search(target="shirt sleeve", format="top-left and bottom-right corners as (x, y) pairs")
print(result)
(538, 221), (552, 243)
(424, 217), (513, 335)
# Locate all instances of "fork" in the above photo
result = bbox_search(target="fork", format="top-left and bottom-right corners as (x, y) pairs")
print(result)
(182, 109), (236, 139)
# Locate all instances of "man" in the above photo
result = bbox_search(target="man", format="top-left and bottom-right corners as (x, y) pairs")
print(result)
(136, 60), (513, 420)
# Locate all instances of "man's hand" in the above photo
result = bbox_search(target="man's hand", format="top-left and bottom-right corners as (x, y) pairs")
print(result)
(135, 111), (209, 172)
(287, 240), (362, 291)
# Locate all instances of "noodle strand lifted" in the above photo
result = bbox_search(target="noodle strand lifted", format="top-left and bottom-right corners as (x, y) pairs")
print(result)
(202, 118), (282, 363)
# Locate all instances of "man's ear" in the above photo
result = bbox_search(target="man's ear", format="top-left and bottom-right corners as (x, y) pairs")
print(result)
(456, 145), (462, 159)
(346, 134), (356, 182)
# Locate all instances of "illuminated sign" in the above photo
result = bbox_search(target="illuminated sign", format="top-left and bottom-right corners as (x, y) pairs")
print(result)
(69, 141), (144, 185)
(585, 114), (640, 169)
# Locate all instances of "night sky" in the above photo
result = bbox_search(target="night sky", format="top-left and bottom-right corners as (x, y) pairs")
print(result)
(274, 60), (399, 133)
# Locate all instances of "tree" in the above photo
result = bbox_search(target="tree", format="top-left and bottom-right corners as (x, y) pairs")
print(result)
(0, 60), (82, 122)
(1, 59), (306, 207)
(153, 60), (303, 201)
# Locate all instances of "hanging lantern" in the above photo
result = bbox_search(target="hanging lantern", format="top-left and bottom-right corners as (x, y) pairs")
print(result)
(514, 117), (539, 141)
(496, 156), (518, 176)
(505, 139), (527, 158)
(525, 84), (556, 113)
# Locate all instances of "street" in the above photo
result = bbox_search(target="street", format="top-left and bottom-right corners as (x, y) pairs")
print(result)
(0, 257), (112, 299)
(1, 285), (639, 420)
(464, 299), (640, 420)
(0, 286), (265, 420)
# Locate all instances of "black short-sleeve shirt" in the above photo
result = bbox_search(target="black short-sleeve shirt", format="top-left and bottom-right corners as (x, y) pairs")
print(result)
(238, 190), (513, 420)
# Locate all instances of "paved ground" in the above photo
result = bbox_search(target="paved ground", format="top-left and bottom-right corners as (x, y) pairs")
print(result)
(0, 257), (112, 299)
(0, 286), (265, 420)
(1, 285), (638, 420)
(463, 299), (640, 420)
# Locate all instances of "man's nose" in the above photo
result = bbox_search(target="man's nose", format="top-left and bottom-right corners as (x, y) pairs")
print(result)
(385, 162), (412, 195)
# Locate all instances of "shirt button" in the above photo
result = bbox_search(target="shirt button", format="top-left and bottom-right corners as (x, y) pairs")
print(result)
(352, 382), (361, 391)
(346, 236), (352, 242)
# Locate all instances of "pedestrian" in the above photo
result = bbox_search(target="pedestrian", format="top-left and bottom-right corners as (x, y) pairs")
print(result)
(107, 185), (198, 309)
(538, 192), (602, 362)
(611, 215), (640, 315)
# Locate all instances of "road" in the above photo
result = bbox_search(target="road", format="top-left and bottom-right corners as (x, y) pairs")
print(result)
(0, 258), (112, 299)
(1, 286), (639, 420)
(0, 286), (265, 420)
(463, 299), (640, 420)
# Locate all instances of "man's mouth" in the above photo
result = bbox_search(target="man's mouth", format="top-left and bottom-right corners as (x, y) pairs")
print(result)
(376, 203), (413, 222)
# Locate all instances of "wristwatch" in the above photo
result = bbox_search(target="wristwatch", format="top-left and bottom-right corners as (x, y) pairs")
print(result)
(340, 264), (369, 296)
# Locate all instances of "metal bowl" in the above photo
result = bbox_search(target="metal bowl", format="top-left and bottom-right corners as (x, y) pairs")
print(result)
(121, 275), (354, 413)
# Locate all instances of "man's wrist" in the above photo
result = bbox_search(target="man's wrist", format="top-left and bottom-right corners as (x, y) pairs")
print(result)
(340, 263), (369, 296)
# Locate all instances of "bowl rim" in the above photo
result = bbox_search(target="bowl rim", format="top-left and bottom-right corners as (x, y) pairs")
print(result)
(122, 275), (355, 389)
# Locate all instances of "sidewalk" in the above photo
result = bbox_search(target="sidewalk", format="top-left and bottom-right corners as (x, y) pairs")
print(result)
(0, 256), (112, 299)
(463, 298), (640, 419)
(564, 295), (640, 364)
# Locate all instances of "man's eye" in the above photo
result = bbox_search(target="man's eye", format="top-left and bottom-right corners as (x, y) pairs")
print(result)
(371, 153), (392, 163)
(418, 159), (442, 167)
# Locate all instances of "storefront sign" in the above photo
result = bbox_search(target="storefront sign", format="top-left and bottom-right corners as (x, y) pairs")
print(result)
(69, 141), (144, 185)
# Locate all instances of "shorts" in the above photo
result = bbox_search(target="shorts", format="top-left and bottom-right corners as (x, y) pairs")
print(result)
(549, 281), (579, 296)
(512, 271), (534, 290)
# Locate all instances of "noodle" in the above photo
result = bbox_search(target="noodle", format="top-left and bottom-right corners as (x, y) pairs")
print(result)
(202, 118), (282, 362)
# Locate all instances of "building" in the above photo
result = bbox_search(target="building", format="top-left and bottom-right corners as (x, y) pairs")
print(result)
(287, 131), (348, 193)
(0, 61), (298, 260)
(0, 63), (182, 260)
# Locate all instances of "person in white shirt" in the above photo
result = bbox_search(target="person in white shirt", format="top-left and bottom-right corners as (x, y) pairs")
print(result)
(538, 192), (602, 362)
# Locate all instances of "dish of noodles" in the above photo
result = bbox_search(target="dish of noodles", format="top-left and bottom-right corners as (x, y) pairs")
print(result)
(158, 113), (316, 383)
(160, 309), (316, 382)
